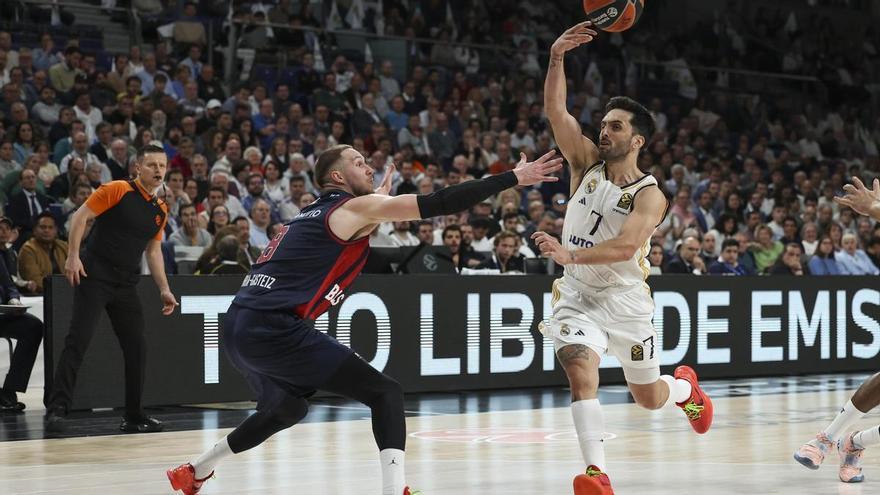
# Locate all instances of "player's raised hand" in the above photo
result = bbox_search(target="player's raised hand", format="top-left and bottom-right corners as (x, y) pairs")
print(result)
(374, 163), (396, 195)
(835, 176), (880, 218)
(512, 150), (563, 186)
(550, 21), (598, 57)
(531, 231), (573, 265)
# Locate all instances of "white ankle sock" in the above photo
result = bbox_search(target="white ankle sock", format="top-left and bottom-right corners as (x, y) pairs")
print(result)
(659, 375), (692, 408)
(192, 437), (233, 479)
(380, 448), (406, 495)
(822, 400), (866, 442)
(571, 399), (606, 471)
(853, 426), (880, 449)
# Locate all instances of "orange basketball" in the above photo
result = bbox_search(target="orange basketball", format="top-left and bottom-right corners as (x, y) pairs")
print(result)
(582, 0), (644, 32)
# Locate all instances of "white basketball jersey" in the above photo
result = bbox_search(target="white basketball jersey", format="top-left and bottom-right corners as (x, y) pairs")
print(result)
(562, 161), (660, 291)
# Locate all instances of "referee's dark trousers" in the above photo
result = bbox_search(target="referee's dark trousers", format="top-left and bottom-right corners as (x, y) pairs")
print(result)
(47, 264), (145, 416)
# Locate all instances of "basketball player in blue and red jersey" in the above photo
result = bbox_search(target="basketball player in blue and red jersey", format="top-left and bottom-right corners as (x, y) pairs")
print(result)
(534, 22), (713, 495)
(167, 144), (563, 494)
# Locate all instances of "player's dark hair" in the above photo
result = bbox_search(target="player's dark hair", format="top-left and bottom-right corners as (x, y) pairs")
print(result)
(314, 144), (352, 189)
(604, 96), (656, 147)
(137, 144), (165, 161)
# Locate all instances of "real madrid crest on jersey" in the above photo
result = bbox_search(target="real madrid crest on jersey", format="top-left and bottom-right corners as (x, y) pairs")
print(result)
(586, 178), (598, 194)
(613, 192), (634, 214)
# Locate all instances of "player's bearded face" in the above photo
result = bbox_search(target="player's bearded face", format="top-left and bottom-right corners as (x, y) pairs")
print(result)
(597, 133), (633, 161)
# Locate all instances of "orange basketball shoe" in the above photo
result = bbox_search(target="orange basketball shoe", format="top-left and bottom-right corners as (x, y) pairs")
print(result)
(673, 365), (713, 434)
(573, 465), (614, 495)
(167, 463), (213, 495)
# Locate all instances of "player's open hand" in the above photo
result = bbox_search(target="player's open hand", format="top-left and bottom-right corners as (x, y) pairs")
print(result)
(160, 289), (179, 316)
(550, 21), (598, 58)
(532, 231), (573, 265)
(65, 255), (87, 287)
(513, 150), (563, 187)
(375, 163), (396, 195)
(835, 176), (880, 217)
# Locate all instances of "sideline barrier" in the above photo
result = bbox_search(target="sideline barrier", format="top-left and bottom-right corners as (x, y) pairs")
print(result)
(44, 275), (880, 410)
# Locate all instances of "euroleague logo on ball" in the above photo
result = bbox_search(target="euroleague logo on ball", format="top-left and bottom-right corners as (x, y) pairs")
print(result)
(583, 0), (644, 32)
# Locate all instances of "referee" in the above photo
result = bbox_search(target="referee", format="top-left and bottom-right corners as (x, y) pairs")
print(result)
(45, 144), (179, 433)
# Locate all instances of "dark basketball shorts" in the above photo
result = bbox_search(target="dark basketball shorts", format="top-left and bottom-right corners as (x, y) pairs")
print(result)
(222, 304), (354, 408)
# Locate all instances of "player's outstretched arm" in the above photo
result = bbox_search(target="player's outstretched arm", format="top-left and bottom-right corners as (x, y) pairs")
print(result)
(332, 151), (563, 240)
(533, 186), (666, 266)
(834, 177), (880, 220)
(545, 22), (600, 178)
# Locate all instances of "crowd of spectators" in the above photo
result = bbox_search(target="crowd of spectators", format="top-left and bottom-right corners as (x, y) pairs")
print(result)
(0, 0), (879, 292)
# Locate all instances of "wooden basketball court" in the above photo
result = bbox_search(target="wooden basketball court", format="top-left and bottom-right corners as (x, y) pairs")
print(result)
(0, 356), (877, 494)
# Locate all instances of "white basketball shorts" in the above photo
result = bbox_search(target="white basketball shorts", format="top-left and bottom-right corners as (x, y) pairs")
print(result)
(541, 277), (660, 384)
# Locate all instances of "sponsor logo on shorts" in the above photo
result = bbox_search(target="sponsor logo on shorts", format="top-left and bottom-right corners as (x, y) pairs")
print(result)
(560, 324), (570, 336)
(631, 344), (644, 361)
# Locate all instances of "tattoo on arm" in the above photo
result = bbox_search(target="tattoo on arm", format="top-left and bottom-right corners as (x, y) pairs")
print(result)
(556, 344), (591, 366)
(549, 56), (562, 69)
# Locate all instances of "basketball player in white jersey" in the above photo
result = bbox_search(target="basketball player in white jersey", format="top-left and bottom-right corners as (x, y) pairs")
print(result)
(794, 176), (880, 483)
(533, 22), (713, 495)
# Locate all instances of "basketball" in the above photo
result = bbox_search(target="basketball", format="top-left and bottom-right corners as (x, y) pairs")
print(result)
(583, 0), (644, 32)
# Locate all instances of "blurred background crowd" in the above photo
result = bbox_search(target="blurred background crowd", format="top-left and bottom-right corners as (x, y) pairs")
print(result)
(0, 0), (879, 292)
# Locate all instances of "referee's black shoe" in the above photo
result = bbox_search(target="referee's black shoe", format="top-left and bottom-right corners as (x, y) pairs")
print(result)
(44, 406), (67, 433)
(0, 389), (25, 412)
(120, 415), (164, 433)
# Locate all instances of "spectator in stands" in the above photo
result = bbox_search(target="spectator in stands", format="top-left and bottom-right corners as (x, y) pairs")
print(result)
(489, 143), (515, 175)
(193, 225), (237, 274)
(750, 224), (784, 274)
(0, 141), (21, 180)
(699, 231), (718, 265)
(469, 216), (494, 252)
(32, 33), (59, 72)
(443, 224), (482, 270)
(416, 220), (435, 245)
(378, 60), (400, 101)
(808, 236), (841, 275)
(800, 222), (819, 256)
(0, 243), (42, 412)
(31, 85), (61, 127)
(169, 203), (211, 248)
(73, 90), (102, 143)
(665, 236), (706, 275)
(206, 203), (230, 235)
(59, 131), (106, 179)
(17, 211), (68, 294)
(248, 199), (272, 250)
(477, 230), (525, 273)
(48, 47), (82, 93)
(709, 239), (749, 275)
(768, 243), (810, 276)
(209, 235), (249, 274)
(835, 233), (880, 275)
(233, 215), (261, 266)
(387, 221), (419, 247)
(648, 243), (665, 275)
(48, 155), (85, 200)
(5, 169), (52, 247)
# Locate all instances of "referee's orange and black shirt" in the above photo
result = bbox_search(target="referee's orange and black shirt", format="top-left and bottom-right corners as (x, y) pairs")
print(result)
(82, 179), (168, 281)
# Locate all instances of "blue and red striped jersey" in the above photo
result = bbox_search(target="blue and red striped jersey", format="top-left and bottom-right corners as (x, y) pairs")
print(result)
(232, 190), (370, 320)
